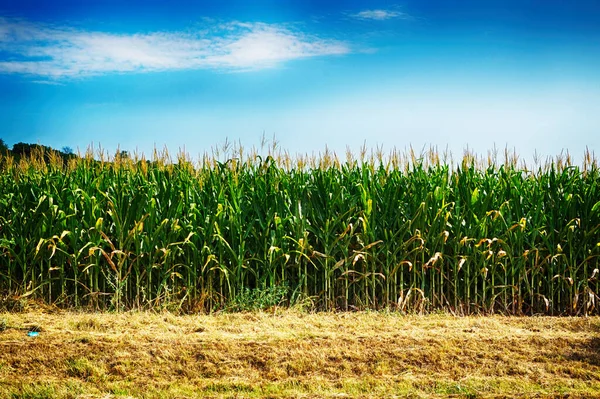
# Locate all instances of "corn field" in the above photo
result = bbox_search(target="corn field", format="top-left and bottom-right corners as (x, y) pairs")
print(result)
(0, 145), (599, 314)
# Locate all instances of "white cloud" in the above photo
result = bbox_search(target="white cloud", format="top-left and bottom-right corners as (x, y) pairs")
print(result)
(352, 9), (408, 21)
(30, 80), (65, 86)
(0, 18), (350, 79)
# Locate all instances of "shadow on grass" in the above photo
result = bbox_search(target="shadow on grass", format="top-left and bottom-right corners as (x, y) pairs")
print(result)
(567, 336), (600, 368)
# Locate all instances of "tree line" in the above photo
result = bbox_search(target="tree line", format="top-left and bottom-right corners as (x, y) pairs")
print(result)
(0, 139), (78, 163)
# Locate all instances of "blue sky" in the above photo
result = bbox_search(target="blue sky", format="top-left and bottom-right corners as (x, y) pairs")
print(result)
(1, 0), (599, 162)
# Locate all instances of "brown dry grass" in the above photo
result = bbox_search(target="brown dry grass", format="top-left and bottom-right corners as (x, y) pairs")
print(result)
(0, 311), (599, 398)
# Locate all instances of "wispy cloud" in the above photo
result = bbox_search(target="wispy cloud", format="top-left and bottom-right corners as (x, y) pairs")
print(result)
(30, 80), (65, 86)
(352, 9), (409, 21)
(0, 17), (349, 79)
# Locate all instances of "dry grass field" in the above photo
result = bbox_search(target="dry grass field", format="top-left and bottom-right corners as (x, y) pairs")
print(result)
(1, 310), (599, 398)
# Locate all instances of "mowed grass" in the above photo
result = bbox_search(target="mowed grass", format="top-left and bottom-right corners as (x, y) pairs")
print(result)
(1, 311), (599, 398)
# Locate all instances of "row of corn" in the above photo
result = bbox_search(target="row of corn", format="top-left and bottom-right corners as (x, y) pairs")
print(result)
(0, 146), (599, 314)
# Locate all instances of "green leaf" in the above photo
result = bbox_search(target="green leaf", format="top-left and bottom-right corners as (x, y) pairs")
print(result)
(592, 200), (600, 215)
(471, 188), (480, 205)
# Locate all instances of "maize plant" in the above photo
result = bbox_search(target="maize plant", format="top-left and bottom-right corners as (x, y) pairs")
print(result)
(0, 145), (599, 314)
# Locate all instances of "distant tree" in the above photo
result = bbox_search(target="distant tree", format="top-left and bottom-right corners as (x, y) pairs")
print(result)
(61, 146), (74, 155)
(12, 142), (36, 157)
(0, 138), (8, 155)
(6, 141), (78, 163)
(119, 150), (129, 159)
